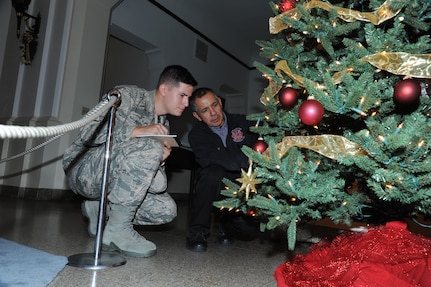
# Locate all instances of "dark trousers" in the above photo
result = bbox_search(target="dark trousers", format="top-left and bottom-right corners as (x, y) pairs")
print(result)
(188, 165), (239, 236)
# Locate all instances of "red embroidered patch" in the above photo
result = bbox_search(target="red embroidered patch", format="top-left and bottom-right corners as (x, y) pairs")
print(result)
(231, 128), (245, 142)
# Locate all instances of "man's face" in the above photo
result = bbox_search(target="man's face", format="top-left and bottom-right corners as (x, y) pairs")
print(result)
(162, 82), (194, 116)
(192, 92), (224, 127)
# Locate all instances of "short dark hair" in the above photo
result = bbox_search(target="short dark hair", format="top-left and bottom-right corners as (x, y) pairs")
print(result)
(157, 65), (197, 88)
(190, 87), (217, 112)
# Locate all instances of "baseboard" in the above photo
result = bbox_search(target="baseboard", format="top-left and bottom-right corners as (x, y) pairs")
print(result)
(0, 185), (79, 201)
(0, 184), (189, 202)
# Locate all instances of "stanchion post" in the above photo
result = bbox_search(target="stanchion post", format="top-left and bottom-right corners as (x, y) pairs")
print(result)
(68, 91), (127, 269)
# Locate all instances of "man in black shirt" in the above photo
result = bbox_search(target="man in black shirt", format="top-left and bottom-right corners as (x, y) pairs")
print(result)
(186, 87), (259, 252)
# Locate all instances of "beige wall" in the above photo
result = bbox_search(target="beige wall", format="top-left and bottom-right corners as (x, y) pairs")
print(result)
(0, 0), (120, 190)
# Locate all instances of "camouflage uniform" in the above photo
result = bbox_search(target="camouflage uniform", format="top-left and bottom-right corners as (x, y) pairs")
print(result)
(63, 85), (176, 225)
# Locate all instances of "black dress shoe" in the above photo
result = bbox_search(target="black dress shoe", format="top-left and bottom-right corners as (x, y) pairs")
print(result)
(217, 229), (234, 245)
(186, 233), (207, 252)
(221, 213), (260, 241)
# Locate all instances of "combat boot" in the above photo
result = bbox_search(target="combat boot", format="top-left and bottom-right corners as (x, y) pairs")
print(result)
(102, 204), (157, 257)
(81, 200), (101, 237)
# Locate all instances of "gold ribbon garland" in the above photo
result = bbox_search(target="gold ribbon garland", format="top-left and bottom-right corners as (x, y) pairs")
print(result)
(275, 60), (309, 89)
(270, 0), (401, 34)
(274, 60), (352, 88)
(260, 52), (431, 104)
(236, 136), (367, 200)
(260, 60), (354, 104)
(361, 52), (431, 79)
(273, 135), (368, 160)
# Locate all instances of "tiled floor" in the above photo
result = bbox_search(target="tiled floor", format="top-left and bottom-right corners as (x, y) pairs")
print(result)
(0, 193), (330, 287)
(2, 194), (430, 287)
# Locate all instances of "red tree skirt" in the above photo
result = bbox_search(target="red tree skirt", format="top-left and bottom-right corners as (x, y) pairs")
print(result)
(275, 221), (431, 287)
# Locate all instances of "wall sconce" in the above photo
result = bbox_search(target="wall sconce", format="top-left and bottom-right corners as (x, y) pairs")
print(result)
(11, 0), (41, 65)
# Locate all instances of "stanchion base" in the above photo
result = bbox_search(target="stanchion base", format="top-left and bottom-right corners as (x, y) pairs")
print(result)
(68, 252), (127, 270)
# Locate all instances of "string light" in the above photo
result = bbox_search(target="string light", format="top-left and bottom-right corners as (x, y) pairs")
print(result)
(288, 180), (296, 192)
(395, 123), (403, 134)
(378, 135), (388, 144)
(268, 194), (279, 204)
(413, 140), (425, 154)
(351, 107), (367, 116)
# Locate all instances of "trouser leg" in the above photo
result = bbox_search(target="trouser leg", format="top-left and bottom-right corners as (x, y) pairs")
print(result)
(188, 165), (238, 236)
(67, 138), (167, 256)
(134, 191), (177, 225)
(65, 137), (165, 204)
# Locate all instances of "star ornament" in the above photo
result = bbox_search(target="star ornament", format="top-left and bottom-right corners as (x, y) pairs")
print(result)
(236, 162), (261, 201)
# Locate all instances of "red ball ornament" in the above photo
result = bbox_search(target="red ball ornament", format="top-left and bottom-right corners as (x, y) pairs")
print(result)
(278, 87), (299, 109)
(298, 99), (325, 125)
(393, 79), (421, 105)
(278, 0), (297, 13)
(253, 138), (268, 153)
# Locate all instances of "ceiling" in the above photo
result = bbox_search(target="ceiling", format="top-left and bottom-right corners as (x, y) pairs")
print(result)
(148, 0), (275, 69)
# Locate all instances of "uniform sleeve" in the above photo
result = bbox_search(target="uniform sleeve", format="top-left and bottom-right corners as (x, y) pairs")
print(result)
(110, 86), (141, 143)
(73, 85), (143, 146)
(63, 85), (153, 170)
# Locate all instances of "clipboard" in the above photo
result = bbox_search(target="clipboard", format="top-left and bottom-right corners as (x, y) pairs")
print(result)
(136, 134), (179, 147)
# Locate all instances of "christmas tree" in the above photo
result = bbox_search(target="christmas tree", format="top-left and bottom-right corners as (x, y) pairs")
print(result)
(214, 0), (431, 250)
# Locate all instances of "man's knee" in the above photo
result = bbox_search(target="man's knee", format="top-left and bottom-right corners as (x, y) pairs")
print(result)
(198, 165), (226, 181)
(115, 138), (164, 167)
(134, 192), (177, 225)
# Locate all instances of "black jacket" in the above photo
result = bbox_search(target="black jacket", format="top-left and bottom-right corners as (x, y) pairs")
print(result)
(188, 113), (258, 172)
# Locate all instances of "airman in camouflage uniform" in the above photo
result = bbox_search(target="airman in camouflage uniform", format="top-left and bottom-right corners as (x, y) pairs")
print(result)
(63, 65), (197, 257)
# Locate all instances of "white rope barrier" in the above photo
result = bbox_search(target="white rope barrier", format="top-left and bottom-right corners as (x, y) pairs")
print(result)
(0, 96), (117, 139)
(0, 134), (63, 164)
(0, 92), (120, 163)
